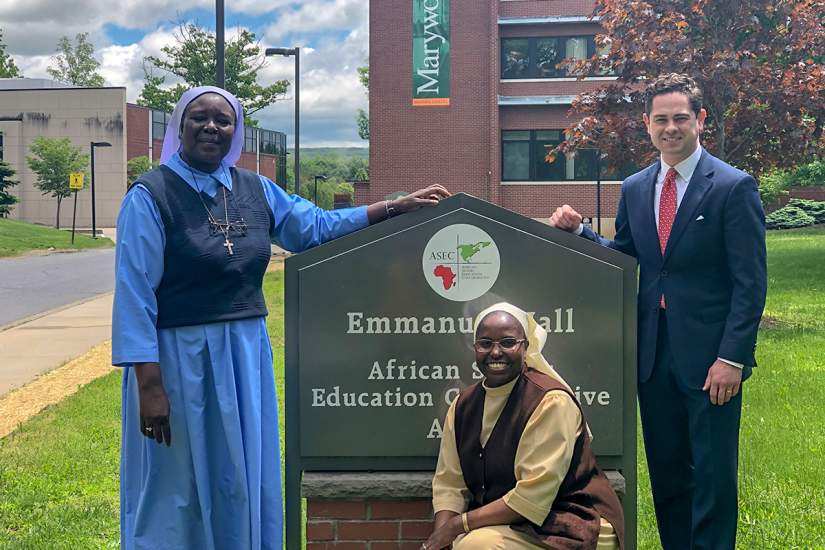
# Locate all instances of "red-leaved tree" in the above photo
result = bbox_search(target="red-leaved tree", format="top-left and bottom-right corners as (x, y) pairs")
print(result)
(551, 0), (824, 176)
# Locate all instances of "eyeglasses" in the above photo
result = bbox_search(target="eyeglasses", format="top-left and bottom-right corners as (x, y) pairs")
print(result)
(473, 338), (527, 352)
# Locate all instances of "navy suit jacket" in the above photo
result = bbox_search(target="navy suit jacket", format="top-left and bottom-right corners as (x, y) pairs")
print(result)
(581, 150), (767, 388)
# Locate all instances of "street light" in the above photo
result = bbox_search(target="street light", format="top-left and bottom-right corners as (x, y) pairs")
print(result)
(313, 174), (328, 205)
(265, 47), (300, 195)
(90, 141), (111, 239)
(216, 0), (225, 87)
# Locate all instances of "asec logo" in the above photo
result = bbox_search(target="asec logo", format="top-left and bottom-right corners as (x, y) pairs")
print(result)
(422, 224), (500, 302)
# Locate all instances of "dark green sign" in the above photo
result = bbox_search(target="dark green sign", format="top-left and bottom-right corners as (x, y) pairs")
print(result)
(412, 0), (450, 106)
(285, 194), (637, 548)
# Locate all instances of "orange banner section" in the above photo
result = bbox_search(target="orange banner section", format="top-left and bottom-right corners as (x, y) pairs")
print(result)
(412, 98), (450, 106)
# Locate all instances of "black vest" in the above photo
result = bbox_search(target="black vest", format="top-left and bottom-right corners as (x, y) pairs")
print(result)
(137, 165), (275, 329)
(454, 368), (625, 549)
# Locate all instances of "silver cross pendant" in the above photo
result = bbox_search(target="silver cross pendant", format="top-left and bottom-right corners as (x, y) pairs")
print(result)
(223, 237), (235, 255)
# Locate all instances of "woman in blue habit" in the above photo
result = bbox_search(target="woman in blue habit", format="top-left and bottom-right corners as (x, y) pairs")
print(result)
(113, 86), (449, 550)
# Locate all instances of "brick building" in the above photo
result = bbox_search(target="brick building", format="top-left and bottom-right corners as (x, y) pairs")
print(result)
(361, 0), (625, 233)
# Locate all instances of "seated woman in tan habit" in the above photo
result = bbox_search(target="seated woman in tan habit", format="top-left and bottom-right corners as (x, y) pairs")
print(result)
(424, 302), (624, 550)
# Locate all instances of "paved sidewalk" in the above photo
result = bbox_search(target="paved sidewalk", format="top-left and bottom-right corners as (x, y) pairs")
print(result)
(0, 293), (113, 396)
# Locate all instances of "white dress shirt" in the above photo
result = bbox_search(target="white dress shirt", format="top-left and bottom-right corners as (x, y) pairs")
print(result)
(654, 144), (702, 226)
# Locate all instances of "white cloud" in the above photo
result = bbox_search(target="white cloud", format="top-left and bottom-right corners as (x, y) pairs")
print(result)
(1, 1), (370, 147)
(264, 0), (366, 42)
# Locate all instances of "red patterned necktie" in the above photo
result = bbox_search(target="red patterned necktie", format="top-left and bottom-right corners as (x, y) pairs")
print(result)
(658, 167), (678, 308)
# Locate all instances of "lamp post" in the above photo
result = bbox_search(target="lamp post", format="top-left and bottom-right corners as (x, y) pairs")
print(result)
(90, 141), (112, 238)
(216, 0), (225, 87)
(265, 47), (300, 195)
(595, 148), (602, 234)
(313, 174), (328, 205)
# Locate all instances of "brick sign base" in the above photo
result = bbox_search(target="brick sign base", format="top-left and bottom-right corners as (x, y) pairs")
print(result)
(303, 471), (625, 549)
(307, 499), (432, 549)
(304, 472), (434, 549)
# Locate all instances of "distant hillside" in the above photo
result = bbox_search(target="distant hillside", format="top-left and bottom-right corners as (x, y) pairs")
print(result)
(290, 147), (369, 161)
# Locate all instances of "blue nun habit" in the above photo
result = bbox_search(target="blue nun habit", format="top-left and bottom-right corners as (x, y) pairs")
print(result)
(113, 86), (368, 550)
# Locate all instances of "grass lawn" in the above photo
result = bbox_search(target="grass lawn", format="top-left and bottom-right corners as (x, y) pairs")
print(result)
(0, 218), (113, 258)
(1, 228), (824, 548)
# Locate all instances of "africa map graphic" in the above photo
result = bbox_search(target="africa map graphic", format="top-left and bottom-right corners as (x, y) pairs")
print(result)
(432, 241), (492, 290)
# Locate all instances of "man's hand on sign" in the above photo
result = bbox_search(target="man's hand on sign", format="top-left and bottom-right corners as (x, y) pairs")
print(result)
(549, 204), (583, 232)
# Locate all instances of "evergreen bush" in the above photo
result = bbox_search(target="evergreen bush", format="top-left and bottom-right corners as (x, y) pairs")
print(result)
(765, 205), (816, 229)
(786, 198), (825, 224)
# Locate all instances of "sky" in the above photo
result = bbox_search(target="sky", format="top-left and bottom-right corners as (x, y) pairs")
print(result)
(0, 0), (370, 147)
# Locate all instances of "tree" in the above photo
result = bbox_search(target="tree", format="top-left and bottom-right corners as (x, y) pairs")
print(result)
(356, 65), (369, 140)
(27, 137), (88, 229)
(552, 0), (825, 177)
(138, 22), (289, 123)
(0, 29), (21, 78)
(127, 156), (155, 188)
(284, 152), (365, 208)
(0, 159), (18, 217)
(47, 32), (105, 87)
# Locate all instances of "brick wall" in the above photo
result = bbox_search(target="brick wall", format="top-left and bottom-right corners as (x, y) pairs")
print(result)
(499, 0), (595, 18)
(307, 499), (433, 549)
(499, 79), (612, 97)
(500, 104), (571, 129)
(766, 186), (825, 213)
(502, 182), (620, 218)
(126, 104), (151, 160)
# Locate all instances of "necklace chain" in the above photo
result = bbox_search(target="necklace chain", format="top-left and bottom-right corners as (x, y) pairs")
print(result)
(187, 166), (247, 256)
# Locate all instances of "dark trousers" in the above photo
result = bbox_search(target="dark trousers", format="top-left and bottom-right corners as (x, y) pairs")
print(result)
(638, 313), (742, 550)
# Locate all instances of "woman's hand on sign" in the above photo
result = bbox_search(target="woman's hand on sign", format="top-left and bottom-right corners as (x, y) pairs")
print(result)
(134, 362), (172, 446)
(394, 184), (451, 214)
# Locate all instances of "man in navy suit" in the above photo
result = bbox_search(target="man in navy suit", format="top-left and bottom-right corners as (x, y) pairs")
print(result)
(550, 73), (766, 549)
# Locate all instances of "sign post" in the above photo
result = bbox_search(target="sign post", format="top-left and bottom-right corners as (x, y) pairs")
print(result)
(69, 172), (84, 244)
(285, 193), (638, 548)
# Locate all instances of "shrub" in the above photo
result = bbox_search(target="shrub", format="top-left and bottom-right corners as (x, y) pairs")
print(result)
(791, 159), (825, 187)
(758, 169), (792, 206)
(787, 198), (825, 224)
(765, 205), (815, 230)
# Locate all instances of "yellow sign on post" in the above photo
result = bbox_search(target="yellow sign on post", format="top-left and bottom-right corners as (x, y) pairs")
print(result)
(69, 172), (84, 190)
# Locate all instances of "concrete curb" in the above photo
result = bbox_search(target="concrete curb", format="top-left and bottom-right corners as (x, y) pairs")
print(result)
(0, 291), (114, 333)
(0, 293), (114, 396)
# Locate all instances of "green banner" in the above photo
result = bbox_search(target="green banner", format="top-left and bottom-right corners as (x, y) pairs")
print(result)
(412, 0), (450, 106)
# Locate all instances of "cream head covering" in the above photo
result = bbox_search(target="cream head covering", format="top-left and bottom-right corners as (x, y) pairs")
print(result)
(473, 302), (573, 393)
(159, 86), (245, 167)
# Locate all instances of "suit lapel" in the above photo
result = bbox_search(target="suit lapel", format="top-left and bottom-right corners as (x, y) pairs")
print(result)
(663, 151), (714, 262)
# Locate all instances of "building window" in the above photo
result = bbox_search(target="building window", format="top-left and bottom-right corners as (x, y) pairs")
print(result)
(259, 129), (286, 157)
(502, 130), (636, 182)
(502, 130), (602, 181)
(151, 110), (171, 141)
(243, 126), (257, 153)
(501, 36), (600, 79)
(0, 132), (4, 161)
